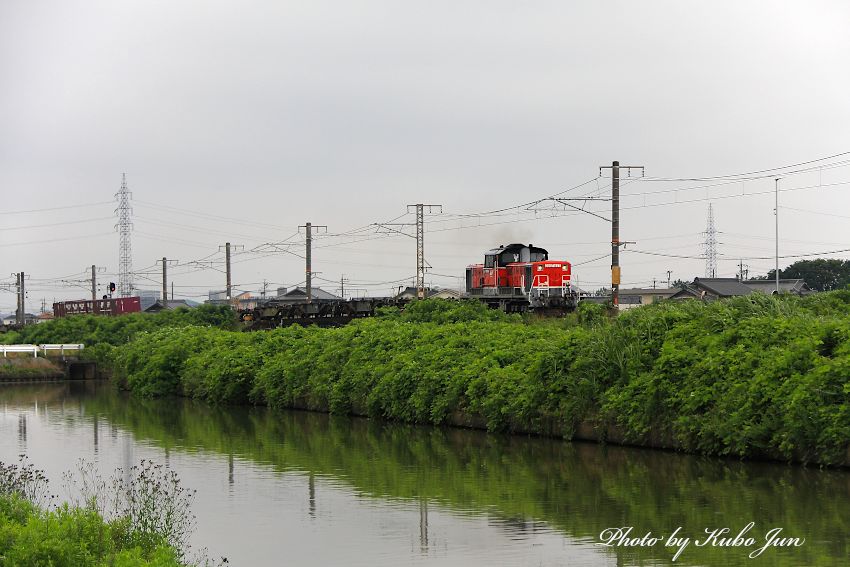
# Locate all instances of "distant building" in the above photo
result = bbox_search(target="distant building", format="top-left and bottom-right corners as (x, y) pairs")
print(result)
(144, 300), (198, 313)
(617, 287), (678, 310)
(275, 287), (344, 303)
(208, 290), (227, 302)
(136, 290), (162, 311)
(671, 277), (815, 301)
(207, 290), (257, 310)
(233, 291), (257, 310)
(1, 313), (38, 326)
(742, 279), (812, 296)
(671, 277), (755, 301)
(36, 312), (54, 324)
(394, 286), (464, 300)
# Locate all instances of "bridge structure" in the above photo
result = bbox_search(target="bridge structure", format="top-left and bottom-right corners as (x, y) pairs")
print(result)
(0, 344), (97, 381)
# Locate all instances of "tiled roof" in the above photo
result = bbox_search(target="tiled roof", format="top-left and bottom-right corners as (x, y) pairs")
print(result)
(692, 278), (753, 297)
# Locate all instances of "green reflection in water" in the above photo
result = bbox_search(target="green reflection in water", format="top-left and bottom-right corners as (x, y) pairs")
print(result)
(6, 381), (850, 566)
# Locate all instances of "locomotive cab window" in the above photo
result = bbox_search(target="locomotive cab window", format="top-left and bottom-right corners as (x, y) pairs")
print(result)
(499, 251), (518, 265)
(484, 254), (496, 268)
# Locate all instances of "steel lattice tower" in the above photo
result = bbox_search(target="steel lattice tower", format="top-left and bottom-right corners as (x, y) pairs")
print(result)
(115, 173), (134, 297)
(704, 203), (717, 278)
(405, 204), (442, 299)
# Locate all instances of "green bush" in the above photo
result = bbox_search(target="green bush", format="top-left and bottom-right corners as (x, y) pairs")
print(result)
(0, 458), (199, 567)
(108, 294), (850, 465)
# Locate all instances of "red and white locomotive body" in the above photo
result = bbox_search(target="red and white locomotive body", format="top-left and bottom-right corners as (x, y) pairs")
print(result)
(466, 243), (576, 312)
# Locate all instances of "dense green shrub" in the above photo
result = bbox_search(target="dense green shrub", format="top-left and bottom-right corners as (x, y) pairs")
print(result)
(110, 294), (850, 465)
(0, 458), (199, 567)
(0, 305), (236, 352)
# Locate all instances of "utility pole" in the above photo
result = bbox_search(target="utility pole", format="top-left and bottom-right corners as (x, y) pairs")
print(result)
(226, 242), (231, 300)
(339, 274), (346, 299)
(599, 162), (643, 308)
(91, 265), (97, 301)
(652, 278), (657, 290)
(15, 273), (22, 325)
(17, 272), (25, 325)
(738, 259), (749, 281)
(157, 258), (177, 304)
(775, 178), (780, 294)
(666, 270), (672, 288)
(299, 222), (327, 302)
(261, 280), (268, 300)
(218, 242), (243, 303)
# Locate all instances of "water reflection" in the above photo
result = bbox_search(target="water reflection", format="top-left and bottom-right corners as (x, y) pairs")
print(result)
(1, 381), (849, 566)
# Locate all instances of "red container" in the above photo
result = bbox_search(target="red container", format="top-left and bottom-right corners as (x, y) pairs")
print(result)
(53, 297), (142, 317)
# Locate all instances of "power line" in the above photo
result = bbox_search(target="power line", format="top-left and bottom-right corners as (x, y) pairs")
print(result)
(0, 200), (114, 215)
(607, 151), (850, 182)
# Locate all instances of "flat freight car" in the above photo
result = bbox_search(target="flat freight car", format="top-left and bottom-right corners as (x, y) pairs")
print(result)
(53, 297), (142, 317)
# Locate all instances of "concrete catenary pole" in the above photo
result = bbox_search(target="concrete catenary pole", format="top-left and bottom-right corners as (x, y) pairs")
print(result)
(611, 161), (620, 307)
(15, 273), (22, 325)
(19, 272), (26, 325)
(305, 223), (312, 302)
(299, 222), (327, 303)
(91, 265), (97, 302)
(775, 178), (780, 294)
(162, 257), (168, 304)
(225, 242), (232, 301)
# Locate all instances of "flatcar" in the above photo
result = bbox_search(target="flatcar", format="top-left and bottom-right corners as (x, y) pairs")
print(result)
(465, 243), (576, 312)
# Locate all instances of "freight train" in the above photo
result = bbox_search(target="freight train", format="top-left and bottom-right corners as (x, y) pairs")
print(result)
(465, 243), (577, 313)
(242, 242), (576, 326)
(49, 243), (576, 326)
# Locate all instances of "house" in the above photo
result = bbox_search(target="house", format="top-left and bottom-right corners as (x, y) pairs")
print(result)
(36, 312), (54, 323)
(394, 286), (464, 300)
(136, 290), (161, 311)
(1, 313), (38, 326)
(207, 290), (258, 310)
(742, 279), (812, 296)
(670, 277), (754, 300)
(275, 287), (344, 303)
(144, 300), (199, 313)
(428, 288), (464, 300)
(617, 287), (678, 310)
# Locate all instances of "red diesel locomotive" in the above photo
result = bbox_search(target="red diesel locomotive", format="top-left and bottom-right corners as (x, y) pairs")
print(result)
(465, 243), (577, 312)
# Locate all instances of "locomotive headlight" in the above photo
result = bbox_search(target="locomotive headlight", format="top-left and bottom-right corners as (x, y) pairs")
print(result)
(537, 265), (543, 271)
(562, 265), (568, 271)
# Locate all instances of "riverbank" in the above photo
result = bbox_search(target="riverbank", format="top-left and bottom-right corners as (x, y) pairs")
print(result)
(106, 294), (850, 467)
(7, 296), (850, 466)
(0, 358), (63, 381)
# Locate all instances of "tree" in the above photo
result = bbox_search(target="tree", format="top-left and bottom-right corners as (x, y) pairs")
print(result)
(758, 259), (850, 291)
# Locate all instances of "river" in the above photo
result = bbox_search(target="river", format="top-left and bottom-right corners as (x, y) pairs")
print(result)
(1, 381), (848, 566)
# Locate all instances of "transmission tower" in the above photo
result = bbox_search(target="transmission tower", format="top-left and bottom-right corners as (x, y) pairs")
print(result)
(703, 203), (718, 278)
(115, 173), (134, 297)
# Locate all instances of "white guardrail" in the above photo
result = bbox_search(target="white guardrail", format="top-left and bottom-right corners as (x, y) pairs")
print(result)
(1, 344), (85, 358)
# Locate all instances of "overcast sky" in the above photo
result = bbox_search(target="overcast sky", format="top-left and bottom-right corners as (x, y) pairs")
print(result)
(2, 0), (849, 311)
